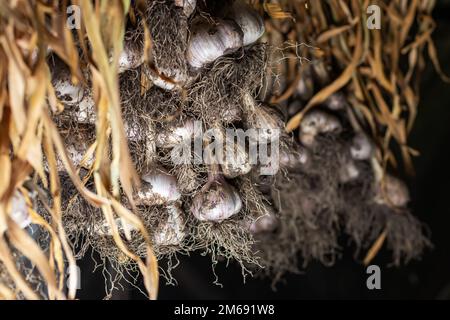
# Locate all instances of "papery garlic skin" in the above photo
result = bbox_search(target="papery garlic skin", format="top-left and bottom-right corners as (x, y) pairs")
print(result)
(156, 118), (195, 148)
(118, 42), (144, 73)
(154, 204), (186, 246)
(186, 20), (244, 69)
(300, 110), (342, 146)
(144, 66), (188, 91)
(350, 133), (373, 161)
(137, 169), (181, 205)
(191, 180), (242, 222)
(249, 106), (283, 143)
(10, 192), (31, 229)
(375, 175), (410, 208)
(76, 91), (96, 124)
(228, 1), (265, 46)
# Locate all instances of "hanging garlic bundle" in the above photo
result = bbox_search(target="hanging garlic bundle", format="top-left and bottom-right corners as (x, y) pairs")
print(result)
(153, 204), (186, 246)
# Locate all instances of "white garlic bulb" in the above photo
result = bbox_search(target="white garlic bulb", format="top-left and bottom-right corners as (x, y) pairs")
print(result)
(153, 204), (186, 246)
(300, 110), (342, 146)
(51, 57), (84, 106)
(118, 40), (144, 73)
(279, 145), (310, 170)
(248, 106), (284, 143)
(191, 179), (242, 222)
(174, 0), (196, 17)
(10, 191), (31, 229)
(76, 91), (96, 124)
(324, 92), (347, 111)
(186, 19), (244, 69)
(136, 168), (181, 205)
(156, 118), (195, 148)
(350, 133), (373, 161)
(375, 175), (410, 208)
(227, 1), (265, 46)
(220, 139), (252, 178)
(249, 213), (279, 235)
(339, 160), (360, 183)
(144, 66), (189, 91)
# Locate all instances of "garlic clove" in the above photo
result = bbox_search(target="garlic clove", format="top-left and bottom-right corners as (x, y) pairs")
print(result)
(174, 0), (196, 17)
(153, 204), (186, 246)
(10, 191), (31, 229)
(156, 118), (195, 148)
(350, 133), (374, 161)
(51, 57), (84, 106)
(191, 179), (242, 222)
(375, 175), (410, 208)
(227, 1), (265, 46)
(137, 168), (181, 205)
(300, 110), (342, 146)
(186, 19), (244, 69)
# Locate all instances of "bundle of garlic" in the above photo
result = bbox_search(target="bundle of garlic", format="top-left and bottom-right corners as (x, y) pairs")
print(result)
(0, 0), (437, 300)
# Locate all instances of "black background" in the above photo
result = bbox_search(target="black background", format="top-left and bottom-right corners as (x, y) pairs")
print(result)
(77, 6), (450, 300)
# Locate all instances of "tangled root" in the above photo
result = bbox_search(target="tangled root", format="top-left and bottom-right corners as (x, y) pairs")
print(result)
(187, 44), (269, 125)
(190, 218), (261, 285)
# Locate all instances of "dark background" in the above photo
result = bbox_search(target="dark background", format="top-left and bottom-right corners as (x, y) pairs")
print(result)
(77, 6), (450, 300)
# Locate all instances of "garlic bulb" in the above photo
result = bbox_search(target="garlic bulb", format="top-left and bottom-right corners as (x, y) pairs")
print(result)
(156, 117), (195, 148)
(375, 175), (410, 208)
(118, 39), (144, 73)
(76, 91), (96, 124)
(248, 213), (279, 235)
(186, 19), (243, 69)
(222, 105), (243, 123)
(174, 0), (196, 17)
(136, 168), (181, 205)
(10, 191), (31, 229)
(51, 57), (84, 106)
(300, 110), (342, 146)
(191, 178), (242, 222)
(339, 160), (360, 183)
(350, 133), (373, 161)
(153, 204), (186, 246)
(227, 1), (265, 46)
(144, 66), (189, 91)
(295, 68), (314, 101)
(248, 106), (284, 143)
(279, 145), (310, 170)
(220, 138), (252, 178)
(324, 92), (347, 111)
